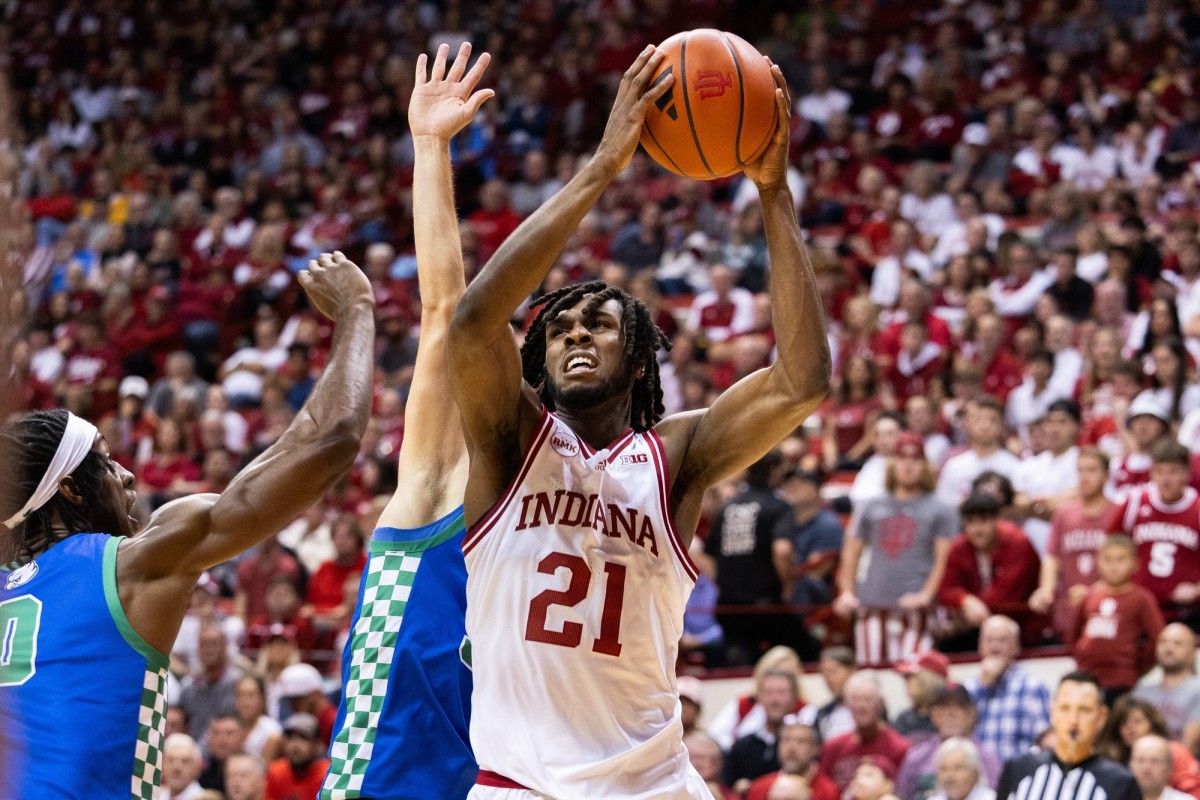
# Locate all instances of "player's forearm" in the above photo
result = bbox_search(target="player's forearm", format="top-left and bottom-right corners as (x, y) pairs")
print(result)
(452, 158), (616, 339)
(759, 186), (831, 404)
(413, 136), (466, 314)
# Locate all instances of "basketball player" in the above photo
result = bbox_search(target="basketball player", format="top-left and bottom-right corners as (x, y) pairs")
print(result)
(320, 43), (492, 800)
(1109, 439), (1200, 621)
(0, 252), (375, 800)
(448, 48), (831, 798)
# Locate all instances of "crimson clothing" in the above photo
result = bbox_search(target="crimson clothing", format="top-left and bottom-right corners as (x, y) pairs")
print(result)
(823, 397), (883, 457)
(265, 757), (330, 800)
(978, 350), (1025, 402)
(468, 207), (522, 261)
(938, 521), (1041, 616)
(235, 549), (302, 621)
(139, 455), (202, 493)
(1110, 486), (1200, 605)
(1068, 583), (1164, 689)
(1047, 499), (1114, 634)
(244, 615), (317, 654)
(878, 314), (953, 355)
(819, 725), (910, 793)
(885, 349), (946, 406)
(306, 553), (367, 613)
(1112, 453), (1154, 493)
(747, 769), (840, 800)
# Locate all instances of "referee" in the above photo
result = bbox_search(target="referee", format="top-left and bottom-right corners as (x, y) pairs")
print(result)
(996, 671), (1141, 800)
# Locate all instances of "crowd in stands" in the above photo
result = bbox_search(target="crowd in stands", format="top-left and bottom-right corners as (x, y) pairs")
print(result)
(10, 0), (1200, 796)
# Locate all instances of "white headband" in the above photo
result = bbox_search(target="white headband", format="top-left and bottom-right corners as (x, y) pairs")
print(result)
(3, 413), (99, 529)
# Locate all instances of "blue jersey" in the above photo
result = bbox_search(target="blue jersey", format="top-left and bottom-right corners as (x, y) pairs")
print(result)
(0, 534), (169, 800)
(321, 507), (475, 800)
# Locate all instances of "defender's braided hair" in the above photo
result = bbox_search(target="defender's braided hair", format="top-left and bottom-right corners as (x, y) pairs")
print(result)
(521, 280), (671, 433)
(0, 409), (108, 566)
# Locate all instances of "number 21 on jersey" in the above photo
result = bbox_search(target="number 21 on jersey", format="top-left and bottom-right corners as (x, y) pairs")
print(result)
(525, 552), (626, 657)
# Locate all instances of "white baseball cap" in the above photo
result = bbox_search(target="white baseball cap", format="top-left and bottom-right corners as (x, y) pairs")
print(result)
(961, 123), (989, 147)
(277, 663), (323, 698)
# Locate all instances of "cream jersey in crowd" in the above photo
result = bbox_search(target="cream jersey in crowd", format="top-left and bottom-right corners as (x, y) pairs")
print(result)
(462, 408), (706, 799)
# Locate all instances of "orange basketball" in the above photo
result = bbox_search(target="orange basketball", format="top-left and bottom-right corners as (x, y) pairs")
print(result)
(640, 29), (779, 180)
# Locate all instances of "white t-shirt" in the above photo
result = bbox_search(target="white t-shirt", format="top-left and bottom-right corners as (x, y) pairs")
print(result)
(1012, 447), (1080, 556)
(1006, 380), (1070, 445)
(244, 714), (283, 760)
(1077, 251), (1109, 283)
(936, 448), (1022, 508)
(900, 193), (957, 240)
(1053, 144), (1119, 191)
(871, 249), (935, 307)
(796, 90), (852, 126)
(220, 345), (287, 401)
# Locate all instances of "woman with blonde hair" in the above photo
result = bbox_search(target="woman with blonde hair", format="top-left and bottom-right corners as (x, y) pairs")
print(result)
(706, 646), (806, 751)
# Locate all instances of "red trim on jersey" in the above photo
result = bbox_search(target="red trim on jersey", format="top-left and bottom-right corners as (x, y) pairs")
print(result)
(557, 413), (635, 459)
(476, 770), (531, 789)
(463, 408), (555, 555)
(604, 428), (638, 461)
(648, 429), (699, 582)
(1151, 485), (1199, 514)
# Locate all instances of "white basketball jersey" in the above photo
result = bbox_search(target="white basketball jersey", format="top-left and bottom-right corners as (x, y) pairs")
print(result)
(463, 409), (702, 798)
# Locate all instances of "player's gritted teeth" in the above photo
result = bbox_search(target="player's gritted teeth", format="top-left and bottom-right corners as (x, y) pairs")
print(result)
(563, 351), (599, 376)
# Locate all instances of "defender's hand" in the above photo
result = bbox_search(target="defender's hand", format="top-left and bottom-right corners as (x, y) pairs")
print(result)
(409, 42), (494, 142)
(594, 45), (673, 176)
(743, 61), (792, 192)
(299, 251), (374, 320)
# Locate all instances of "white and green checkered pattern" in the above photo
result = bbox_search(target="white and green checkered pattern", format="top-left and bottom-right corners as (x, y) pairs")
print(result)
(321, 550), (423, 800)
(131, 664), (168, 800)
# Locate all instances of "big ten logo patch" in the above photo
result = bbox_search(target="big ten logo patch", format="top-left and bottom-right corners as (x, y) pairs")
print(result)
(879, 515), (917, 558)
(695, 70), (732, 100)
(618, 453), (649, 467)
(551, 431), (580, 457)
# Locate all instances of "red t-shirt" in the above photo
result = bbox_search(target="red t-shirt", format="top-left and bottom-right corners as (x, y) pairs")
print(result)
(306, 553), (367, 613)
(1110, 486), (1200, 605)
(139, 455), (202, 492)
(1112, 453), (1154, 493)
(265, 757), (330, 800)
(819, 726), (910, 793)
(1047, 499), (1115, 633)
(937, 521), (1042, 614)
(747, 770), (840, 800)
(1068, 583), (1164, 689)
(235, 551), (302, 621)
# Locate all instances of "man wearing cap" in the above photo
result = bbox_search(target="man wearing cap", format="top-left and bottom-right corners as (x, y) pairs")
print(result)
(894, 651), (950, 739)
(835, 432), (958, 665)
(937, 494), (1042, 647)
(266, 713), (330, 800)
(774, 468), (844, 607)
(746, 720), (839, 800)
(995, 671), (1138, 800)
(895, 685), (1003, 800)
(1011, 399), (1082, 556)
(1112, 395), (1172, 498)
(277, 663), (335, 748)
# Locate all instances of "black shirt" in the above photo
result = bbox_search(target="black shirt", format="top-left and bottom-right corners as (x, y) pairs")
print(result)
(705, 486), (791, 603)
(724, 730), (780, 787)
(996, 750), (1141, 800)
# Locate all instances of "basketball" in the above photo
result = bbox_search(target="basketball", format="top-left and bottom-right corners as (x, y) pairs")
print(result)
(639, 29), (779, 180)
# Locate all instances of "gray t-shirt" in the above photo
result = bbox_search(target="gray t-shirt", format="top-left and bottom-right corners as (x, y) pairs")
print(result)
(1133, 677), (1200, 741)
(853, 493), (959, 607)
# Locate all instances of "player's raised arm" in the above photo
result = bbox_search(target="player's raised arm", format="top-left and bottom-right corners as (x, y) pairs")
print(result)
(118, 252), (375, 650)
(449, 46), (673, 520)
(657, 63), (831, 538)
(378, 42), (493, 528)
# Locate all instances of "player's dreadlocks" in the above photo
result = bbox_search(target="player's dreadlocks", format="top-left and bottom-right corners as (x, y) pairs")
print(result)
(521, 280), (671, 433)
(0, 409), (109, 566)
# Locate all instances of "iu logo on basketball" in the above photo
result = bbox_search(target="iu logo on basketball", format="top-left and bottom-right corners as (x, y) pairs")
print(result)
(695, 70), (732, 100)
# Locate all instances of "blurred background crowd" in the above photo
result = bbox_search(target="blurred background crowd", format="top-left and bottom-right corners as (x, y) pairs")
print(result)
(9, 0), (1200, 797)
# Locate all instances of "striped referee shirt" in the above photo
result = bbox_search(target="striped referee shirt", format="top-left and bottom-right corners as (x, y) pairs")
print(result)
(996, 751), (1141, 800)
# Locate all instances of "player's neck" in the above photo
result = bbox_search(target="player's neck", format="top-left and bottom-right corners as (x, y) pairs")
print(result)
(554, 397), (634, 451)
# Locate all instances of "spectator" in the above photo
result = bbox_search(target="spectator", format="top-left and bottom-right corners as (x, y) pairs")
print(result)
(1030, 448), (1116, 636)
(687, 263), (757, 345)
(179, 624), (242, 741)
(173, 575), (246, 676)
(964, 616), (1051, 763)
(928, 738), (995, 800)
(747, 720), (840, 800)
(896, 686), (1003, 800)
(265, 713), (330, 800)
(682, 538), (726, 668)
(163, 733), (206, 800)
(235, 676), (283, 764)
(1011, 399), (1083, 555)
(678, 676), (704, 738)
(936, 397), (1021, 509)
(275, 663), (335, 748)
(893, 650), (950, 739)
(1096, 697), (1200, 796)
(706, 451), (820, 664)
(819, 673), (911, 794)
(1130, 735), (1195, 800)
(836, 432), (957, 664)
(685, 732), (738, 800)
(1111, 394), (1173, 496)
(1005, 350), (1070, 447)
(847, 412), (904, 505)
(725, 671), (804, 795)
(305, 513), (366, 619)
(796, 646), (858, 743)
(709, 647), (806, 752)
(938, 494), (1043, 647)
(824, 360), (887, 475)
(147, 351), (210, 420)
(235, 535), (302, 623)
(907, 396), (952, 468)
(610, 201), (666, 274)
(199, 713), (248, 794)
(223, 753), (267, 800)
(509, 150), (565, 217)
(849, 757), (903, 800)
(871, 219), (935, 308)
(773, 468), (844, 607)
(1133, 624), (1200, 753)
(1138, 339), (1200, 423)
(218, 314), (288, 409)
(1067, 534), (1165, 701)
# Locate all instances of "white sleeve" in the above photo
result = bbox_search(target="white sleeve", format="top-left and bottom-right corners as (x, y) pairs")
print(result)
(729, 290), (757, 335)
(870, 259), (901, 307)
(705, 698), (742, 752)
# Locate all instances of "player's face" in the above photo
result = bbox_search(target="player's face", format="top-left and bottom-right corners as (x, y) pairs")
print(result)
(543, 297), (635, 412)
(91, 437), (139, 537)
(1152, 461), (1190, 502)
(1051, 680), (1107, 753)
(1097, 544), (1137, 586)
(1077, 455), (1108, 499)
